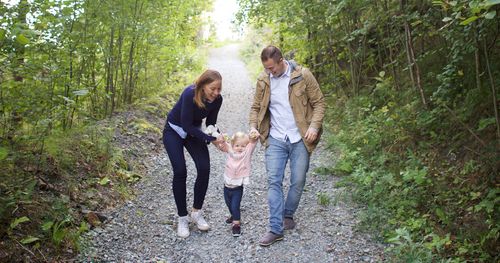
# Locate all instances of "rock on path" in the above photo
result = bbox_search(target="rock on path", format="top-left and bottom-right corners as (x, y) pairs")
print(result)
(78, 44), (385, 262)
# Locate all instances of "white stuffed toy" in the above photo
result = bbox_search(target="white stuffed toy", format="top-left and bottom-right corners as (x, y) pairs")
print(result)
(205, 125), (220, 137)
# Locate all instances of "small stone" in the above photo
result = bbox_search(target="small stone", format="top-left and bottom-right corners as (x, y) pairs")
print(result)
(326, 246), (335, 253)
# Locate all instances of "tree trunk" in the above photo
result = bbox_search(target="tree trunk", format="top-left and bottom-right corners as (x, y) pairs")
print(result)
(483, 41), (500, 143)
(105, 26), (115, 116)
(402, 0), (427, 108)
(66, 18), (76, 129)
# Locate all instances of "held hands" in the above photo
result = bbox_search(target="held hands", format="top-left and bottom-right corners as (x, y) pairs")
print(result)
(206, 125), (226, 150)
(213, 134), (228, 152)
(304, 127), (318, 143)
(213, 134), (225, 145)
(249, 127), (260, 141)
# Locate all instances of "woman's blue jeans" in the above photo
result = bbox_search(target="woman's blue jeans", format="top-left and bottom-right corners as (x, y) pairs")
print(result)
(265, 136), (310, 235)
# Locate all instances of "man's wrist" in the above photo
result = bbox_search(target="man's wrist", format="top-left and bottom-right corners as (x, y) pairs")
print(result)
(308, 127), (318, 133)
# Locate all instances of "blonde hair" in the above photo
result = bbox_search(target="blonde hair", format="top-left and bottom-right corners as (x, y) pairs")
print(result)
(231, 131), (249, 145)
(193, 69), (222, 109)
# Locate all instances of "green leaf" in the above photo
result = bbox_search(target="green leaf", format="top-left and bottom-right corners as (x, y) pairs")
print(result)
(435, 208), (447, 222)
(0, 29), (5, 42)
(478, 117), (495, 131)
(15, 34), (29, 45)
(59, 95), (75, 104)
(10, 216), (30, 229)
(20, 236), (40, 244)
(73, 89), (89, 96)
(78, 221), (89, 233)
(442, 17), (452, 22)
(460, 16), (479, 25)
(41, 221), (54, 231)
(52, 227), (67, 245)
(484, 10), (496, 19)
(469, 1), (480, 9)
(0, 147), (8, 160)
(98, 177), (111, 185)
(482, 0), (500, 8)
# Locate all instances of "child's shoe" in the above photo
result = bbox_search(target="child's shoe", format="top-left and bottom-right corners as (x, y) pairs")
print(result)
(177, 216), (190, 238)
(232, 223), (241, 237)
(191, 210), (210, 231)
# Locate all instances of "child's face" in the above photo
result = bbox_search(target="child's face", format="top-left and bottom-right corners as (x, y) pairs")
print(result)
(232, 137), (249, 153)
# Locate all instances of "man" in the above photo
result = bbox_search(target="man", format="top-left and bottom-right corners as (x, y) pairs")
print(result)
(249, 45), (325, 246)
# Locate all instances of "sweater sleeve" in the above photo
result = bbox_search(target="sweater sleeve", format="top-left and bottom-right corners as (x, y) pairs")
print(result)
(245, 141), (258, 156)
(180, 89), (216, 142)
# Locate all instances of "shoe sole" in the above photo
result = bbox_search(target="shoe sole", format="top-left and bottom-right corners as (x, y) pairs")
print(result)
(196, 225), (210, 231)
(177, 233), (190, 238)
(258, 236), (284, 247)
(232, 233), (241, 237)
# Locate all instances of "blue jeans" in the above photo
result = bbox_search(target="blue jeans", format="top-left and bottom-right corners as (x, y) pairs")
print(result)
(265, 136), (310, 235)
(224, 186), (243, 221)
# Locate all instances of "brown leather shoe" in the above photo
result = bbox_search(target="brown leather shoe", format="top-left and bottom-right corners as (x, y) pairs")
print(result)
(259, 232), (284, 246)
(284, 217), (296, 230)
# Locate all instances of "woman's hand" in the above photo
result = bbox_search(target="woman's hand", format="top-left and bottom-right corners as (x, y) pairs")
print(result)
(212, 134), (224, 144)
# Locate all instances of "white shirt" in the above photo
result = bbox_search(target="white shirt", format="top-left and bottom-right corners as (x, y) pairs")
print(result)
(168, 121), (187, 139)
(269, 60), (301, 143)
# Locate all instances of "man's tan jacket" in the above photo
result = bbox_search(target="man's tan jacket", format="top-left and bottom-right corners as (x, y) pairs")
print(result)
(249, 61), (325, 153)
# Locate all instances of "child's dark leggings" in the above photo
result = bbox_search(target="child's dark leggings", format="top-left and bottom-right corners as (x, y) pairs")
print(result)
(224, 185), (243, 221)
(163, 125), (210, 217)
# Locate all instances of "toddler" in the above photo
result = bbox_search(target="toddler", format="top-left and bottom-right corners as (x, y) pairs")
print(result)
(218, 130), (259, 236)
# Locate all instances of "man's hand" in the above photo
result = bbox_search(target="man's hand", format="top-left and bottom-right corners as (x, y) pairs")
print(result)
(304, 127), (318, 143)
(249, 127), (260, 141)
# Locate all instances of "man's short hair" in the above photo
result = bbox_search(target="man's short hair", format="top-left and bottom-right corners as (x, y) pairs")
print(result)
(261, 45), (283, 63)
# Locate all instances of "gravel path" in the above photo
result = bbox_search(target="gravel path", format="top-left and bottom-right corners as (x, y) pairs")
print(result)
(78, 44), (386, 262)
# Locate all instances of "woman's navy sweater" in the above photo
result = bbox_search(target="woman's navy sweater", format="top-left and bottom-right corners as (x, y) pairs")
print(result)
(167, 85), (223, 142)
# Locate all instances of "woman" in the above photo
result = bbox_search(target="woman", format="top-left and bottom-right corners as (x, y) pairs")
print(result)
(162, 69), (224, 238)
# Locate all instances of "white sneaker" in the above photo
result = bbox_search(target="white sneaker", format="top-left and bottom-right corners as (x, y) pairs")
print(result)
(191, 210), (210, 231)
(177, 216), (190, 238)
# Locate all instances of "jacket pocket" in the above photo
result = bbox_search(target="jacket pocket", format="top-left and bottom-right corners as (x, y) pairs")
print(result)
(293, 88), (308, 106)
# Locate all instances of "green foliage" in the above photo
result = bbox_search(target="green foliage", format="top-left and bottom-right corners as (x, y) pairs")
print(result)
(131, 118), (161, 135)
(9, 216), (30, 230)
(0, 0), (213, 260)
(317, 192), (331, 206)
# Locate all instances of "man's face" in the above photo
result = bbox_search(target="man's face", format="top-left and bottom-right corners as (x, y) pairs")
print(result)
(263, 58), (286, 77)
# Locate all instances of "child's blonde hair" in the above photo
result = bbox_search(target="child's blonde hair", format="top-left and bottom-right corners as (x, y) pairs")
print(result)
(231, 131), (249, 145)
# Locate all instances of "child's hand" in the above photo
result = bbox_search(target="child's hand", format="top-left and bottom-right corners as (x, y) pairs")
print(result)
(214, 135), (228, 152)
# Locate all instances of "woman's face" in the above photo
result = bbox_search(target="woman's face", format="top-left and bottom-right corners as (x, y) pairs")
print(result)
(203, 80), (221, 102)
